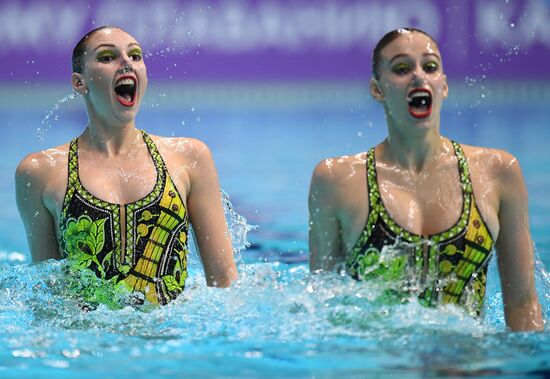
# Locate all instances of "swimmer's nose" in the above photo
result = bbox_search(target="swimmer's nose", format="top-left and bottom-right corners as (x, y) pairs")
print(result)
(411, 65), (426, 85)
(117, 58), (134, 75)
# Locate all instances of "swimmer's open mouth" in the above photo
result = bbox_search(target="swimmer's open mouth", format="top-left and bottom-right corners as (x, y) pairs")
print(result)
(114, 76), (137, 107)
(407, 89), (432, 118)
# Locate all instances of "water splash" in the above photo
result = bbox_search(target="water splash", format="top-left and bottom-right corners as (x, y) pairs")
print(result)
(221, 189), (257, 256)
(37, 92), (78, 141)
(2, 245), (547, 335)
(183, 190), (256, 268)
(535, 251), (550, 321)
(1, 208), (548, 376)
(0, 249), (548, 376)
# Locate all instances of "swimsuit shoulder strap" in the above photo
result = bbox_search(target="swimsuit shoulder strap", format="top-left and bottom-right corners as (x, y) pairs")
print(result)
(67, 137), (80, 187)
(140, 130), (167, 180)
(60, 137), (81, 214)
(450, 140), (474, 198)
(366, 147), (381, 212)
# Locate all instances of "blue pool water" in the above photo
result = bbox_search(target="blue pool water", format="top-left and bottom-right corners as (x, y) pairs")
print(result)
(1, 84), (549, 377)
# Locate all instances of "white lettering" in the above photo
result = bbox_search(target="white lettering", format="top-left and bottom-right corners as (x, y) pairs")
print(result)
(0, 3), (86, 51)
(477, 0), (550, 49)
(4, 0), (548, 56)
(522, 0), (550, 48)
(88, 0), (442, 53)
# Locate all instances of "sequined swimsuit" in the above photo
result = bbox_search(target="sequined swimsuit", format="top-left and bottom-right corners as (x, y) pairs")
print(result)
(59, 130), (189, 305)
(346, 142), (494, 315)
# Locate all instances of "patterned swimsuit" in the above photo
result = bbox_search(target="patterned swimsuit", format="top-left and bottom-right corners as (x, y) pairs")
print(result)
(59, 131), (189, 305)
(346, 142), (495, 315)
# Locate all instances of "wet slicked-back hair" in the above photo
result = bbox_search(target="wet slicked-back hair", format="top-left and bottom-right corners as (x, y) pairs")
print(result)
(371, 28), (438, 79)
(72, 26), (123, 73)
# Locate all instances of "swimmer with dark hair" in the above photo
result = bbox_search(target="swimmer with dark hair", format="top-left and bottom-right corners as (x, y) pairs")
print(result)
(16, 26), (237, 305)
(308, 28), (543, 331)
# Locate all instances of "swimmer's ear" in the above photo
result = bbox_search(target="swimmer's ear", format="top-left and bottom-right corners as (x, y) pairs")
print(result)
(443, 74), (449, 99)
(370, 78), (384, 102)
(72, 73), (87, 95)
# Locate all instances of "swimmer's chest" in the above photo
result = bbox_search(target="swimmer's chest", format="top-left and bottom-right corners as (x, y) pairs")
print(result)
(378, 185), (463, 236)
(342, 167), (464, 246)
(78, 152), (161, 204)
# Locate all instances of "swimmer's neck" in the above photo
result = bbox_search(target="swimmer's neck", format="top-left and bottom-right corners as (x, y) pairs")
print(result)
(381, 130), (446, 173)
(80, 121), (142, 157)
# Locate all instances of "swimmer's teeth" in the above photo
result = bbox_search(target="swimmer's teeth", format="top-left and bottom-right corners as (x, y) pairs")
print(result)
(116, 78), (135, 87)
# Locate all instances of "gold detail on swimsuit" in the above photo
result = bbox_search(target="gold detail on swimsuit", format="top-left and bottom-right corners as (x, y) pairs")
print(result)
(168, 190), (176, 198)
(137, 223), (149, 237)
(476, 235), (484, 244)
(444, 245), (457, 256)
(142, 210), (153, 221)
(473, 219), (480, 228)
(172, 204), (179, 212)
(179, 231), (187, 244)
(439, 260), (453, 274)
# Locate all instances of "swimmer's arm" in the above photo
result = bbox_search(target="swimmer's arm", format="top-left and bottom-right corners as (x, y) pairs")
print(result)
(309, 162), (344, 272)
(15, 156), (61, 262)
(495, 156), (543, 331)
(186, 141), (238, 287)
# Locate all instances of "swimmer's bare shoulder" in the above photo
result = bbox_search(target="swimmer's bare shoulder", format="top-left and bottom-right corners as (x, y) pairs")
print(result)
(310, 153), (368, 212)
(149, 135), (218, 194)
(460, 143), (525, 237)
(461, 143), (519, 177)
(151, 134), (199, 152)
(309, 153), (367, 270)
(15, 144), (70, 261)
(149, 135), (212, 163)
(16, 144), (70, 208)
(462, 144), (522, 203)
(16, 144), (70, 174)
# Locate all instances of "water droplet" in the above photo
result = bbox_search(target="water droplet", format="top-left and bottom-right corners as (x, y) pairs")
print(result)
(62, 349), (80, 358)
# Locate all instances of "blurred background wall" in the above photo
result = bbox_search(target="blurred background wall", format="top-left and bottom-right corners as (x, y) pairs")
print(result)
(1, 0), (550, 260)
(1, 0), (550, 108)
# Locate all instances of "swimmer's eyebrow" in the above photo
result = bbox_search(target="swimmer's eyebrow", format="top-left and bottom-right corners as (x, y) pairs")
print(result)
(389, 52), (441, 64)
(94, 44), (115, 51)
(94, 43), (141, 51)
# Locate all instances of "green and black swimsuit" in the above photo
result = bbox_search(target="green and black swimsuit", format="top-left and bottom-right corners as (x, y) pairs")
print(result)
(59, 130), (189, 305)
(347, 142), (495, 315)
